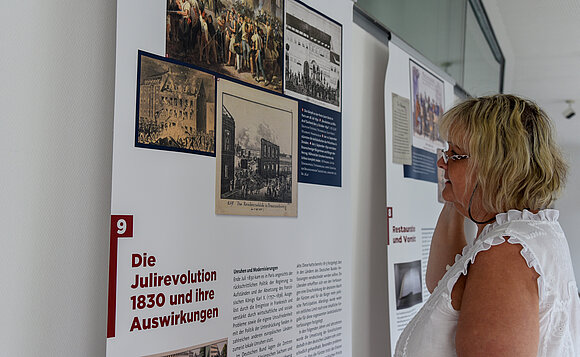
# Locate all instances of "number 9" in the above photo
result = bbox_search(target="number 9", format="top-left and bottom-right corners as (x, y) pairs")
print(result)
(117, 219), (127, 235)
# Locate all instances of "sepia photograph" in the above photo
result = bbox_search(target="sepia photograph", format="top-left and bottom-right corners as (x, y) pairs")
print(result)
(284, 0), (342, 112)
(146, 338), (227, 357)
(215, 78), (298, 216)
(166, 0), (284, 93)
(136, 51), (216, 156)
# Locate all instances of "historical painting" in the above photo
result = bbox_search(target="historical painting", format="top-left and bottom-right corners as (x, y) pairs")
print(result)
(409, 59), (445, 152)
(166, 0), (284, 92)
(284, 0), (342, 112)
(136, 51), (216, 156)
(216, 78), (298, 216)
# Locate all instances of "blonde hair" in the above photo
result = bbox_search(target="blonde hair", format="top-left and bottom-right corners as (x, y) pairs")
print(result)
(439, 94), (567, 213)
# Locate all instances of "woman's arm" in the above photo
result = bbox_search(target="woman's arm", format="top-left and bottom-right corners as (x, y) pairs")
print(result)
(425, 202), (467, 292)
(455, 240), (539, 356)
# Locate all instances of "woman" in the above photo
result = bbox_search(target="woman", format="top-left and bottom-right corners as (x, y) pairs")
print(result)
(395, 94), (580, 356)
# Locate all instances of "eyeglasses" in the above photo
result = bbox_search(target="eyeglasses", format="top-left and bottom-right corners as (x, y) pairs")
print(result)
(442, 150), (470, 164)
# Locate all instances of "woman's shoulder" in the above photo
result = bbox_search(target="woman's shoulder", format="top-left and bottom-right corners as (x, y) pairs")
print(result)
(473, 209), (577, 302)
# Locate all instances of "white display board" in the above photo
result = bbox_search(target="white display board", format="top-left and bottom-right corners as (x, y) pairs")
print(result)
(383, 41), (457, 355)
(107, 1), (353, 356)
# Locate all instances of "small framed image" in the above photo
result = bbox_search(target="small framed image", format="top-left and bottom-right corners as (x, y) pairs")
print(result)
(284, 0), (342, 112)
(394, 260), (423, 310)
(216, 78), (298, 216)
(135, 51), (216, 156)
(409, 59), (444, 149)
(166, 1), (284, 92)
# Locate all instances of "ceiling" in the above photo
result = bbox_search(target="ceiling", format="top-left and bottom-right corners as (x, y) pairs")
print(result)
(483, 0), (580, 148)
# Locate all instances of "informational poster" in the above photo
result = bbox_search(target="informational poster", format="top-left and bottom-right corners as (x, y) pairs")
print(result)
(384, 42), (455, 356)
(108, 0), (353, 356)
(403, 60), (445, 183)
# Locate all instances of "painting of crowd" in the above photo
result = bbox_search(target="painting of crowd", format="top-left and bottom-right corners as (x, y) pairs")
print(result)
(138, 121), (215, 153)
(136, 53), (216, 155)
(230, 159), (292, 202)
(166, 0), (284, 92)
(413, 92), (443, 143)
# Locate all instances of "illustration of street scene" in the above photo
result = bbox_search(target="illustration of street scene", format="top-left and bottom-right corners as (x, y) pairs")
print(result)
(147, 339), (227, 357)
(136, 53), (216, 155)
(166, 0), (284, 92)
(284, 0), (341, 112)
(219, 94), (293, 203)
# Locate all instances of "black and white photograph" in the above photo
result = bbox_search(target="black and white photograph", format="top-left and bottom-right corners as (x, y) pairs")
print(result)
(394, 260), (423, 310)
(136, 51), (216, 156)
(284, 0), (342, 112)
(216, 78), (298, 216)
(146, 338), (227, 357)
(166, 0), (284, 92)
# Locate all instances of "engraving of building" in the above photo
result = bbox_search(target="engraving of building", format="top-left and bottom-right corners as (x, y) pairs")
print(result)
(259, 138), (280, 178)
(221, 107), (236, 194)
(139, 69), (208, 143)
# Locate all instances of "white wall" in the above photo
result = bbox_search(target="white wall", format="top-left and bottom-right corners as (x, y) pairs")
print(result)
(0, 1), (116, 355)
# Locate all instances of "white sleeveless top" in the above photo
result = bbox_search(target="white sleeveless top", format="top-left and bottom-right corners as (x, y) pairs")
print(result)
(394, 209), (580, 356)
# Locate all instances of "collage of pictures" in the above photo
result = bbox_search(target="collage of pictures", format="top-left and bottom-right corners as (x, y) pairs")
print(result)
(134, 0), (343, 217)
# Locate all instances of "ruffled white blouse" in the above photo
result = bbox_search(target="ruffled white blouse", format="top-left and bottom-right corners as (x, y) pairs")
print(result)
(394, 209), (580, 356)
